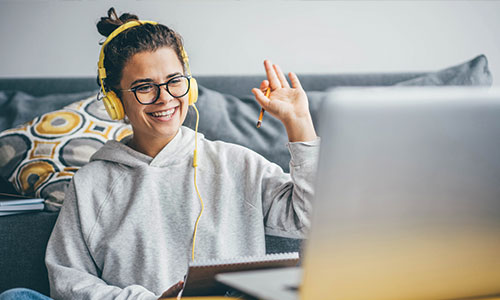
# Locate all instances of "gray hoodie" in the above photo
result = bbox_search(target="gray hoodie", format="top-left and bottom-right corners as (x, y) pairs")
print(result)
(45, 126), (319, 300)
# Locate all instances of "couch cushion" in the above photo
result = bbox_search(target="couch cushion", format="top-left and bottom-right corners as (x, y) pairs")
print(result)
(184, 87), (327, 172)
(395, 54), (492, 86)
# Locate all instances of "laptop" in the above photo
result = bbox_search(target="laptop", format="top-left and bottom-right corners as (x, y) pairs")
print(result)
(217, 87), (500, 300)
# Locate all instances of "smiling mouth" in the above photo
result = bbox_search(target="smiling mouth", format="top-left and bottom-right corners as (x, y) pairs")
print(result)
(147, 107), (177, 119)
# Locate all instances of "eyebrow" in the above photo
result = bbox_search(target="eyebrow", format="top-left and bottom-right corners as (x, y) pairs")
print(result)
(129, 72), (182, 87)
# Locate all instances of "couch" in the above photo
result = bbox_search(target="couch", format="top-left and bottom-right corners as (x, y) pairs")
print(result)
(0, 54), (492, 296)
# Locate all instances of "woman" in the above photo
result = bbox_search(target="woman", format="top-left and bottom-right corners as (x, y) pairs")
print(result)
(0, 7), (318, 300)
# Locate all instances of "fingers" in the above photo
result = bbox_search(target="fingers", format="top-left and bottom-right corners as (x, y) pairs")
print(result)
(264, 60), (281, 90)
(264, 60), (295, 91)
(273, 64), (290, 88)
(289, 72), (303, 90)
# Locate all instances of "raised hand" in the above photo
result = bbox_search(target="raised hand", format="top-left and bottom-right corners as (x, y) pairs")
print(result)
(252, 60), (317, 142)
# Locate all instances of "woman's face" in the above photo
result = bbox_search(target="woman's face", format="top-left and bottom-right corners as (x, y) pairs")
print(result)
(119, 47), (189, 155)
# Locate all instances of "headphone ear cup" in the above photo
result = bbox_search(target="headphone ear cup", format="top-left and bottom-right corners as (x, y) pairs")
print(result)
(102, 91), (125, 120)
(188, 77), (198, 106)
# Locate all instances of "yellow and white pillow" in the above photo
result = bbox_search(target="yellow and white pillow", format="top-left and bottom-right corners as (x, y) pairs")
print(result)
(0, 95), (132, 211)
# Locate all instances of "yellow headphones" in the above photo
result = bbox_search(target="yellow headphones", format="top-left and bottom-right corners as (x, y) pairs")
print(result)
(97, 20), (198, 120)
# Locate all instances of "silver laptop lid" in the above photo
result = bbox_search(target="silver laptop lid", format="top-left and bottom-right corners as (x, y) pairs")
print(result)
(302, 87), (500, 300)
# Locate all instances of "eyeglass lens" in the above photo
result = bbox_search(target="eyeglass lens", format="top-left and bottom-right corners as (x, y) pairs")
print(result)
(134, 76), (189, 104)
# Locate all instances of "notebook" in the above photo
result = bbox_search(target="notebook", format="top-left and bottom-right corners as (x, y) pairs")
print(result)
(180, 252), (299, 297)
(0, 192), (44, 216)
(217, 87), (500, 300)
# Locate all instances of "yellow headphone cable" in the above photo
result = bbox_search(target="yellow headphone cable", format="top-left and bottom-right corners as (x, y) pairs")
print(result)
(191, 103), (204, 261)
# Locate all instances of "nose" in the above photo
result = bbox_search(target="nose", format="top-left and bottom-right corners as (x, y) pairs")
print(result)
(157, 85), (173, 103)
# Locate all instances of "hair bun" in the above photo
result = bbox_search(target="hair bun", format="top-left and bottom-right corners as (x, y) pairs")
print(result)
(96, 7), (139, 38)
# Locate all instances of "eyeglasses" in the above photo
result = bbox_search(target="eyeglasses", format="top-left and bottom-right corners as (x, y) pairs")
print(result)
(120, 75), (191, 105)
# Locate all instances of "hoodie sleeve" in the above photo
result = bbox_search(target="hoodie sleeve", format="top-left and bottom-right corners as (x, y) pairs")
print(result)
(261, 138), (320, 238)
(45, 180), (158, 300)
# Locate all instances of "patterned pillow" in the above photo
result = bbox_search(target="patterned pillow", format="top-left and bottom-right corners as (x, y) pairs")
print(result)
(0, 95), (132, 211)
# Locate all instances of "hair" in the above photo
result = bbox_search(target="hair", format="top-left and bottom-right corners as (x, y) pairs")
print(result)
(96, 7), (185, 94)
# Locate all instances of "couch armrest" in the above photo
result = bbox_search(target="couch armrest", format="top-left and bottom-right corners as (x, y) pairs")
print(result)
(0, 211), (59, 295)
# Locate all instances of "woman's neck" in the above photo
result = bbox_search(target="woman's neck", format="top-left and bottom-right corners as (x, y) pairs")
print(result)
(128, 132), (177, 158)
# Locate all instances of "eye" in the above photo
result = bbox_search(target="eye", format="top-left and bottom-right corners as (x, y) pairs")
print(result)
(134, 84), (155, 93)
(168, 77), (183, 85)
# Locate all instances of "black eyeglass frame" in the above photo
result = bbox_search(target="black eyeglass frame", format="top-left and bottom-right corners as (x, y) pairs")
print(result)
(120, 75), (191, 105)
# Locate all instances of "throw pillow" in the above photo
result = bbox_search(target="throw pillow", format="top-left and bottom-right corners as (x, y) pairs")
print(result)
(395, 54), (492, 86)
(0, 95), (132, 211)
(184, 87), (328, 173)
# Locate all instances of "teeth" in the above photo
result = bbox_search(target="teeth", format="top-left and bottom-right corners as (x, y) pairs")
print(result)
(151, 108), (175, 118)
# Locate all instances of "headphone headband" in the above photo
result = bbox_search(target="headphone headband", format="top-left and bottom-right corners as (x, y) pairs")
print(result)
(98, 20), (158, 79)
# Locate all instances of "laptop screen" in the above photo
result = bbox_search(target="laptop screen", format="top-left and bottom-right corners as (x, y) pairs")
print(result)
(302, 87), (500, 300)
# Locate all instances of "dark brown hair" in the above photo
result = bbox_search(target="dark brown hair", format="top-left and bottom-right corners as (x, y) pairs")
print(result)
(96, 7), (185, 93)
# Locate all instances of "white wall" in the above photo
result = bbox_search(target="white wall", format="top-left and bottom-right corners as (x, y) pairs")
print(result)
(1, 0), (499, 85)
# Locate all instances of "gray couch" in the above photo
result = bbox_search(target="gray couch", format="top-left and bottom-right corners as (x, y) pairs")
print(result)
(0, 55), (491, 296)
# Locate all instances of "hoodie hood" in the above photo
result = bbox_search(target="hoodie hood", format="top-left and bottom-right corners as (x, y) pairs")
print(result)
(90, 126), (201, 168)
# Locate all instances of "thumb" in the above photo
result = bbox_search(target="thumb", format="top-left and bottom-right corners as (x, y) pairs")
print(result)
(259, 80), (269, 93)
(252, 88), (271, 109)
